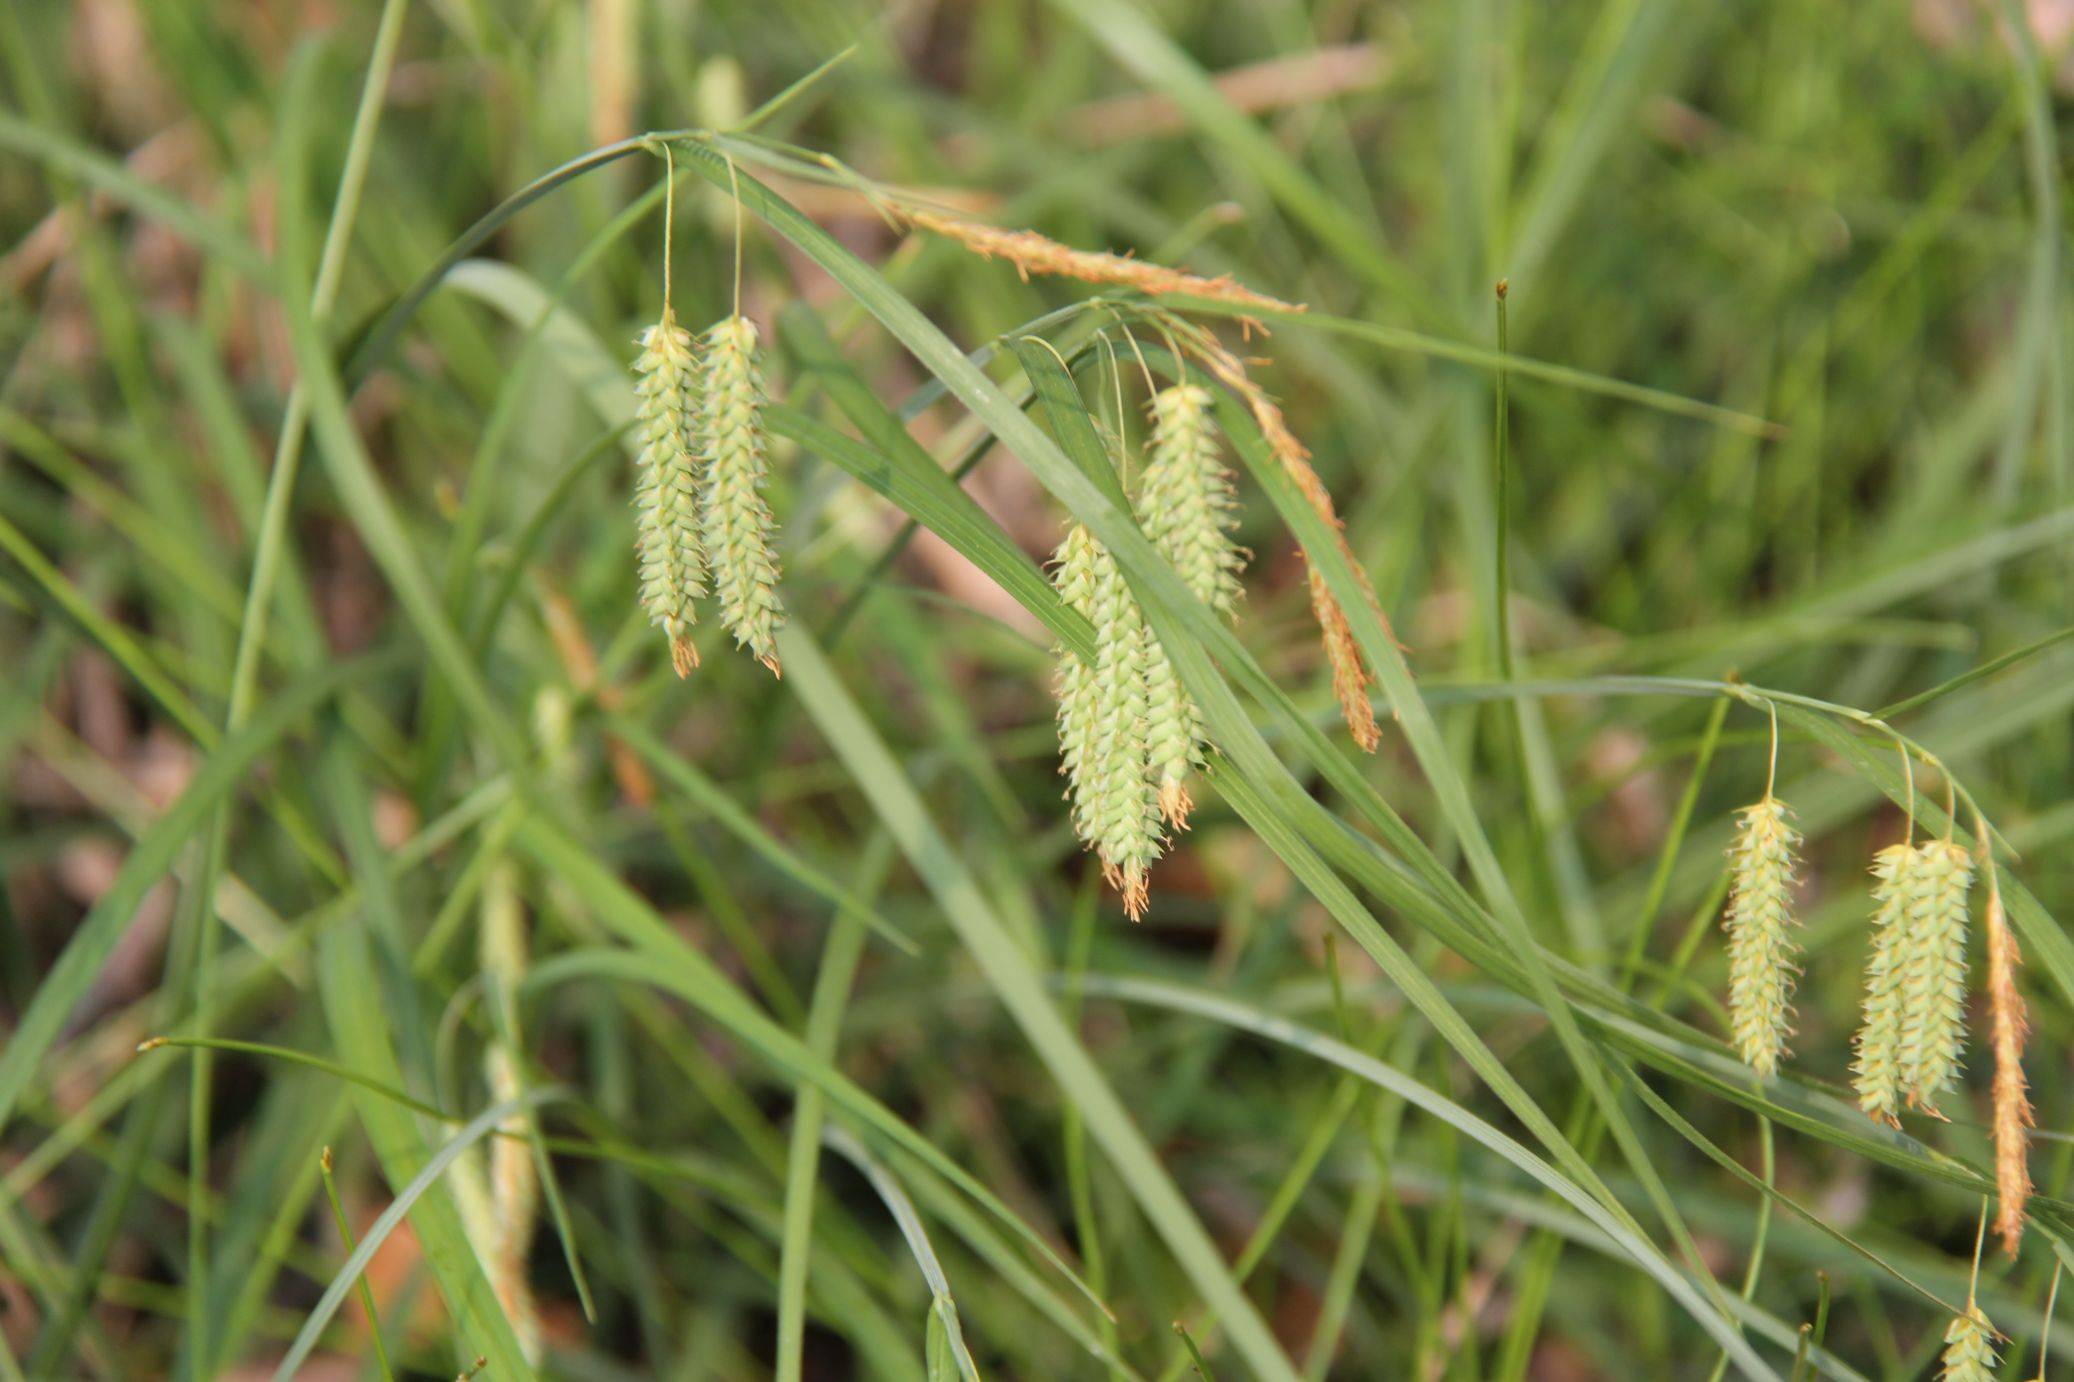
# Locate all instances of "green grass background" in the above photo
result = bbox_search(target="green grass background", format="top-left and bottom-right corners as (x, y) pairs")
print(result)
(1, 0), (2070, 1377)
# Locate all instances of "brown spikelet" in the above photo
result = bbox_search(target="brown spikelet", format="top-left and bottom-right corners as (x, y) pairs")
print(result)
(901, 206), (1305, 315)
(1985, 871), (2032, 1256)
(1188, 333), (1389, 750)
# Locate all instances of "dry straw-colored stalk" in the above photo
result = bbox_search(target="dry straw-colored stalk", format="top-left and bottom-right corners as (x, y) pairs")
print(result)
(632, 305), (707, 676)
(1052, 521), (1165, 918)
(1984, 864), (2032, 1256)
(900, 205), (1304, 316)
(1137, 384), (1245, 825)
(1723, 797), (1799, 1077)
(1941, 1304), (1998, 1382)
(698, 313), (785, 674)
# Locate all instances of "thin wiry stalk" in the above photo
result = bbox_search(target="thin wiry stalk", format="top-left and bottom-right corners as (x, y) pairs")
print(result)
(698, 313), (785, 674)
(632, 305), (706, 675)
(1723, 797), (1799, 1077)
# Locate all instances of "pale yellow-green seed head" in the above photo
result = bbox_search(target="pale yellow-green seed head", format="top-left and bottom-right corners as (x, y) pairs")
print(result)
(1724, 797), (1800, 1077)
(1940, 1305), (1997, 1382)
(1140, 384), (1245, 616)
(1854, 843), (1915, 1125)
(1132, 383), (1241, 827)
(633, 306), (707, 676)
(1895, 838), (1975, 1116)
(1050, 520), (1164, 918)
(697, 313), (785, 674)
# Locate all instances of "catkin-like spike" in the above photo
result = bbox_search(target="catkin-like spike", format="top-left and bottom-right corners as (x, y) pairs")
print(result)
(698, 314), (785, 674)
(1940, 1305), (1997, 1382)
(1985, 876), (2032, 1256)
(1052, 524), (1103, 845)
(901, 206), (1303, 315)
(1136, 385), (1246, 825)
(1854, 844), (1914, 1126)
(1140, 640), (1198, 828)
(632, 307), (707, 676)
(1723, 798), (1800, 1077)
(1051, 521), (1164, 918)
(1141, 385), (1245, 614)
(1895, 839), (1974, 1116)
(1186, 331), (1387, 750)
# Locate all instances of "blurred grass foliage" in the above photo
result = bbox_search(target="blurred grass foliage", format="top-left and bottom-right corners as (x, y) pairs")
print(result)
(1, 0), (2071, 1378)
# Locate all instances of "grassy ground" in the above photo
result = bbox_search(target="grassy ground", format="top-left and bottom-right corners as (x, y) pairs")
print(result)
(2, 1), (2071, 1378)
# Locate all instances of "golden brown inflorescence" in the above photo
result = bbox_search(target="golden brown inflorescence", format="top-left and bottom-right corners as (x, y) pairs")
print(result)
(900, 206), (1304, 316)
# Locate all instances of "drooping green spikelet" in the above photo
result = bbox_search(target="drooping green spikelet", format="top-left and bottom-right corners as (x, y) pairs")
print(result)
(1051, 523), (1102, 846)
(697, 314), (785, 674)
(1135, 385), (1245, 826)
(1895, 839), (1975, 1115)
(1940, 1305), (1997, 1382)
(632, 307), (706, 676)
(1140, 385), (1245, 614)
(1854, 843), (1914, 1125)
(1140, 636), (1200, 827)
(1050, 521), (1163, 918)
(1723, 797), (1800, 1077)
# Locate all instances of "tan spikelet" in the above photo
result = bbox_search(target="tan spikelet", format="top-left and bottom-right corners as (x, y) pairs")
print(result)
(902, 206), (1304, 315)
(1985, 870), (2032, 1256)
(1186, 332), (1389, 751)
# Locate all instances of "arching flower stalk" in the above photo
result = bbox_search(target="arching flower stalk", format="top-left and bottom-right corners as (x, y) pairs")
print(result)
(698, 314), (785, 674)
(632, 306), (707, 676)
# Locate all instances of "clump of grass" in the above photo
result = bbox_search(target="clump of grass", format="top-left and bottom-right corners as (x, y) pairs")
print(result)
(1723, 796), (1799, 1077)
(1051, 519), (1164, 918)
(697, 313), (785, 675)
(632, 305), (708, 676)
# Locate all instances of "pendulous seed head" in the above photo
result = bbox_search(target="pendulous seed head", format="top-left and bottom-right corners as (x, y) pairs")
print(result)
(633, 307), (708, 676)
(1050, 520), (1164, 919)
(697, 314), (785, 675)
(1723, 797), (1800, 1077)
(1134, 384), (1244, 828)
(1894, 838), (1974, 1116)
(1140, 385), (1245, 616)
(1984, 875), (2032, 1256)
(1854, 843), (1914, 1126)
(1940, 1305), (1997, 1382)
